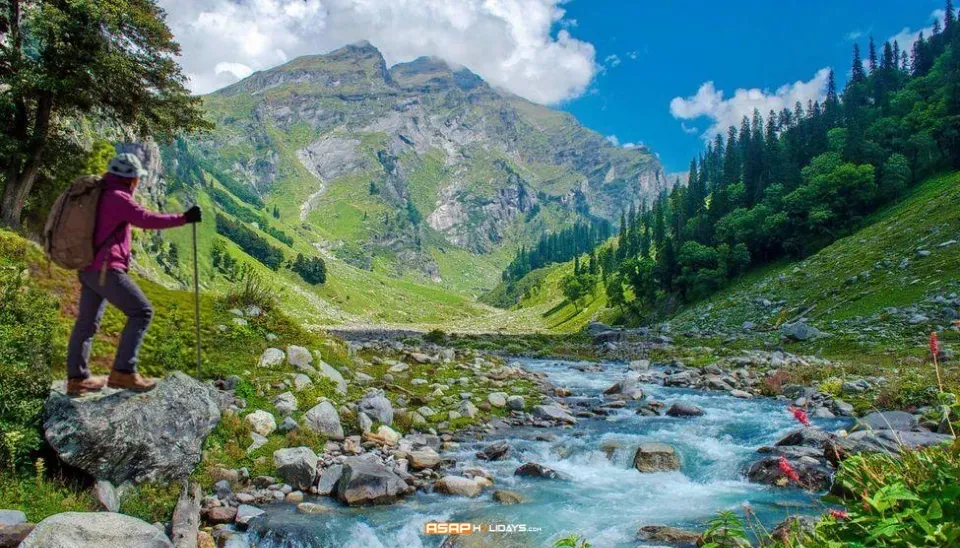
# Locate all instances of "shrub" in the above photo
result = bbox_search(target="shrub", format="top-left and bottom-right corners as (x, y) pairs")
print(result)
(804, 445), (960, 546)
(0, 268), (58, 471)
(423, 329), (446, 344)
(222, 269), (277, 312)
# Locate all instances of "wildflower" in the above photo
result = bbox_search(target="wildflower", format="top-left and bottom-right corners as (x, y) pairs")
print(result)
(828, 509), (849, 520)
(778, 455), (800, 483)
(788, 406), (811, 427)
(930, 331), (940, 358)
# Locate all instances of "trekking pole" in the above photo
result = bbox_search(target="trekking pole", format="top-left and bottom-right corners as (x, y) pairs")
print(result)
(192, 222), (202, 378)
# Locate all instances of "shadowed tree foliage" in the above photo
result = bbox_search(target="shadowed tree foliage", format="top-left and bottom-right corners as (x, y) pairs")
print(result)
(0, 0), (211, 226)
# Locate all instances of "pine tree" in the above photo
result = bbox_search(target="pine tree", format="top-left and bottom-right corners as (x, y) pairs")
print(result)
(851, 44), (867, 83)
(868, 37), (878, 73)
(947, 0), (956, 33)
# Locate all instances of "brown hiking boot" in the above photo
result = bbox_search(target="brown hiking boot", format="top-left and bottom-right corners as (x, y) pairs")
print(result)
(107, 371), (157, 393)
(66, 376), (107, 397)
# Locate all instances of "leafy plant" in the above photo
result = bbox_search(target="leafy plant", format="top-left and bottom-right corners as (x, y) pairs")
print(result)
(553, 534), (592, 548)
(808, 446), (960, 546)
(701, 510), (750, 548)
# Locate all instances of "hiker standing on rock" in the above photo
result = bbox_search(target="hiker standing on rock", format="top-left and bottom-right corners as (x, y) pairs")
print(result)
(61, 154), (202, 396)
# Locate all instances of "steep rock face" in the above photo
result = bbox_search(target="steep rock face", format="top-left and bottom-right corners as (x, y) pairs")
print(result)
(44, 372), (221, 485)
(182, 41), (668, 281)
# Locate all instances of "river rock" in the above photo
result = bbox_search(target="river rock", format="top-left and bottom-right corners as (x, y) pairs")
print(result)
(665, 402), (704, 418)
(745, 456), (832, 491)
(776, 428), (835, 449)
(492, 490), (525, 504)
(297, 503), (330, 515)
(633, 443), (681, 473)
(637, 525), (700, 547)
(487, 392), (508, 408)
(273, 447), (318, 491)
(478, 441), (510, 461)
(507, 395), (525, 410)
(856, 411), (918, 432)
(335, 455), (412, 506)
(316, 465), (343, 496)
(317, 361), (348, 394)
(44, 372), (220, 485)
(359, 389), (394, 425)
(841, 429), (952, 455)
(244, 410), (276, 437)
(286, 345), (313, 368)
(303, 401), (344, 440)
(458, 401), (479, 419)
(532, 405), (577, 425)
(20, 512), (172, 547)
(434, 476), (482, 498)
(235, 504), (265, 526)
(203, 506), (237, 525)
(770, 516), (817, 543)
(406, 447), (441, 470)
(258, 348), (285, 368)
(514, 462), (569, 480)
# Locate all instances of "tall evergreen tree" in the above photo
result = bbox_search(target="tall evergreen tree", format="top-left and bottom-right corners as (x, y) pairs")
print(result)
(851, 44), (867, 83)
(868, 37), (878, 73)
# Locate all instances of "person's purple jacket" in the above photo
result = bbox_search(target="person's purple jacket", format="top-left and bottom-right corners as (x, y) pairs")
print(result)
(86, 173), (187, 273)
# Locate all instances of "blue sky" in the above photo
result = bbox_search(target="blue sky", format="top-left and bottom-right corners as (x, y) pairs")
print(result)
(558, 0), (949, 173)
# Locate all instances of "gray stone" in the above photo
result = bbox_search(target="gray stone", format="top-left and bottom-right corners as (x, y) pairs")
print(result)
(273, 447), (318, 491)
(273, 392), (298, 416)
(746, 456), (832, 491)
(20, 512), (172, 548)
(458, 401), (479, 419)
(358, 389), (394, 425)
(278, 417), (298, 433)
(0, 523), (34, 547)
(857, 411), (918, 432)
(358, 412), (373, 433)
(257, 348), (285, 368)
(44, 372), (220, 485)
(781, 322), (822, 341)
(478, 440), (511, 461)
(506, 395), (525, 411)
(487, 392), (507, 408)
(94, 480), (120, 512)
(665, 402), (705, 418)
(406, 447), (441, 470)
(317, 361), (348, 394)
(532, 404), (577, 424)
(292, 374), (313, 392)
(170, 482), (200, 548)
(304, 401), (344, 440)
(234, 505), (264, 526)
(286, 345), (313, 368)
(0, 510), (26, 527)
(316, 465), (343, 496)
(243, 410), (276, 437)
(514, 462), (570, 480)
(335, 455), (412, 506)
(633, 443), (681, 473)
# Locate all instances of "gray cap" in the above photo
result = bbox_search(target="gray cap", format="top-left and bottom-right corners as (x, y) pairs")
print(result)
(107, 153), (147, 179)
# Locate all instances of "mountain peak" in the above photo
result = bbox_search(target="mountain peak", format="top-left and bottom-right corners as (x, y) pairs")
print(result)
(390, 56), (484, 92)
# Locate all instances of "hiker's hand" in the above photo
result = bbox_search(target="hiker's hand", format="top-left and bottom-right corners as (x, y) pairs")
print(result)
(185, 205), (202, 224)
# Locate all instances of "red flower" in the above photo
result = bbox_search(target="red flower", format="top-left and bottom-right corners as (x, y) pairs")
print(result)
(788, 406), (811, 427)
(930, 331), (940, 358)
(828, 509), (850, 520)
(778, 456), (801, 483)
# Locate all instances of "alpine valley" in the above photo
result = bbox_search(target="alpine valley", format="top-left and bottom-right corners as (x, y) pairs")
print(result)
(143, 42), (669, 327)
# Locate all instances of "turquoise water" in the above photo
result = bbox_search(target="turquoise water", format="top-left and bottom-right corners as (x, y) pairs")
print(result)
(246, 359), (849, 547)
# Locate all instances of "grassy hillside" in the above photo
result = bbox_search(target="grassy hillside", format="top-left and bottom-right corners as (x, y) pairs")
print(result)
(668, 170), (960, 359)
(485, 171), (960, 346)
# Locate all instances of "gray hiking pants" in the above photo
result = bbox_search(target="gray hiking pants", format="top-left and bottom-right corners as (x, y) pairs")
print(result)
(66, 270), (154, 379)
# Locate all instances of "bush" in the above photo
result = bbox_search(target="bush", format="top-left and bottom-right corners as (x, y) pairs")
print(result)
(222, 269), (277, 312)
(423, 329), (446, 344)
(0, 268), (58, 471)
(804, 445), (960, 546)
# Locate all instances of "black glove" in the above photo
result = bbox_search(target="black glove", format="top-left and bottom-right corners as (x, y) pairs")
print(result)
(184, 205), (202, 224)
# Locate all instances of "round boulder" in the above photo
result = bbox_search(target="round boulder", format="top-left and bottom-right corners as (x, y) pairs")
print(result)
(633, 443), (681, 473)
(20, 512), (172, 547)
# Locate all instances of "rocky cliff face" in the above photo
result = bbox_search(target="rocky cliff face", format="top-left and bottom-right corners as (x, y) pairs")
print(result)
(177, 42), (669, 282)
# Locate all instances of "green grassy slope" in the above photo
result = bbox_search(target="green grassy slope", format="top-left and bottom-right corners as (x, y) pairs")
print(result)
(482, 171), (960, 343)
(667, 171), (960, 358)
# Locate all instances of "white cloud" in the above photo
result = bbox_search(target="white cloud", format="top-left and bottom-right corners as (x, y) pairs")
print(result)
(845, 29), (867, 42)
(159, 0), (598, 105)
(626, 50), (640, 60)
(669, 68), (831, 140)
(604, 54), (621, 68)
(605, 135), (620, 146)
(889, 9), (948, 54)
(680, 122), (699, 135)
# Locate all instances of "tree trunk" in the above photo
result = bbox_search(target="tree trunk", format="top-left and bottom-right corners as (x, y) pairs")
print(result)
(0, 92), (53, 228)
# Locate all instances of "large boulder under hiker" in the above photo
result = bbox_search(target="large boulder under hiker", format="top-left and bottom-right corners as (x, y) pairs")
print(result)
(44, 153), (202, 396)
